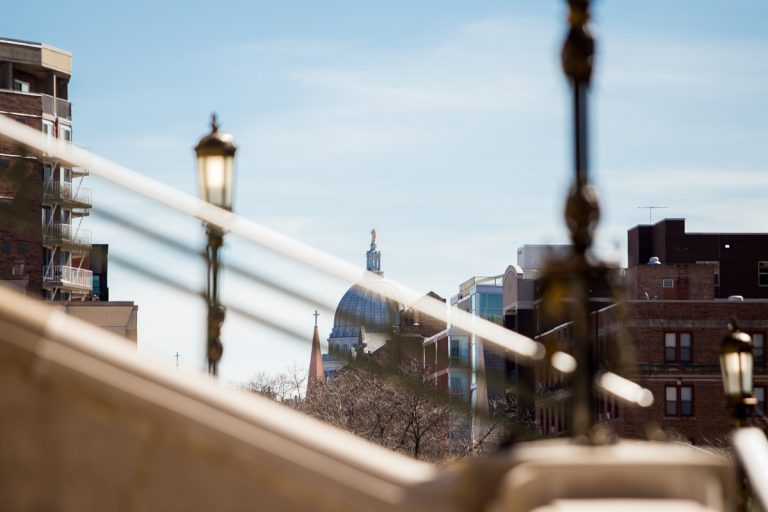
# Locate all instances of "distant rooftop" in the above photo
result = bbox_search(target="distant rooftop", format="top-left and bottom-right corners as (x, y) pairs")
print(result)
(0, 37), (72, 76)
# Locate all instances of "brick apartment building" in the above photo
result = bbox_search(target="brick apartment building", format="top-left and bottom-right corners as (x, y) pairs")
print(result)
(532, 219), (768, 443)
(0, 38), (138, 340)
(0, 37), (93, 300)
(629, 218), (768, 299)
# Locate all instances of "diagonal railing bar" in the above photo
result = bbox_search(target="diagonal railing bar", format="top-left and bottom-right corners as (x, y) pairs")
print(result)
(109, 252), (525, 431)
(109, 253), (312, 343)
(111, 250), (526, 410)
(551, 350), (654, 408)
(94, 207), (336, 314)
(0, 114), (654, 410)
(0, 113), (545, 363)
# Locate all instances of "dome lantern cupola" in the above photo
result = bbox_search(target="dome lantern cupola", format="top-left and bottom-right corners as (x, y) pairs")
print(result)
(329, 230), (402, 340)
(366, 228), (381, 274)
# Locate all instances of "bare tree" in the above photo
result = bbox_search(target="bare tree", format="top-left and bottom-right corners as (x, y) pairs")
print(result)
(244, 363), (307, 406)
(302, 355), (453, 461)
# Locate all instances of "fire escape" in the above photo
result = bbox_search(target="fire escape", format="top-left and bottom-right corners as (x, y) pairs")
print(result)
(41, 150), (93, 300)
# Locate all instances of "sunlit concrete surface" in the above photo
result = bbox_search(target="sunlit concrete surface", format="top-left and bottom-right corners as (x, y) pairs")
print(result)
(486, 439), (736, 512)
(0, 284), (442, 511)
(54, 301), (138, 342)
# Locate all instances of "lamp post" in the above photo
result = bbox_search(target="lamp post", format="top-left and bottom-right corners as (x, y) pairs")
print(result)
(195, 114), (237, 377)
(720, 320), (756, 427)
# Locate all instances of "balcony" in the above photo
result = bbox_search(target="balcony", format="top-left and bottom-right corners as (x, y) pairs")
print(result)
(42, 265), (93, 291)
(43, 181), (92, 209)
(41, 94), (72, 120)
(43, 224), (92, 250)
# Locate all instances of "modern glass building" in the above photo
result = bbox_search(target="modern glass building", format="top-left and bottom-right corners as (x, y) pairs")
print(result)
(447, 275), (505, 443)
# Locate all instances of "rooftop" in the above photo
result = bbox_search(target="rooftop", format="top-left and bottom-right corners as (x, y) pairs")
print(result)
(0, 37), (72, 76)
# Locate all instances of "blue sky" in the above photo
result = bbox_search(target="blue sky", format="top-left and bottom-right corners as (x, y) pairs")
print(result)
(7, 1), (768, 381)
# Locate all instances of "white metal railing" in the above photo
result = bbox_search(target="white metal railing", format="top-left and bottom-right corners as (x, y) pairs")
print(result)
(43, 224), (92, 247)
(43, 181), (92, 206)
(2, 114), (543, 362)
(41, 93), (54, 115)
(0, 284), (439, 510)
(733, 428), (768, 511)
(0, 113), (656, 400)
(41, 93), (72, 119)
(42, 265), (93, 290)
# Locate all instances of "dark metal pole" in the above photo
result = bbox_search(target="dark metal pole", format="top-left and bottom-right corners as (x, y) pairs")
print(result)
(574, 82), (588, 183)
(561, 0), (598, 438)
(206, 225), (225, 376)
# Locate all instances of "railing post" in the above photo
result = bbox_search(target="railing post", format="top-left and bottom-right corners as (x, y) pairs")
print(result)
(560, 0), (599, 439)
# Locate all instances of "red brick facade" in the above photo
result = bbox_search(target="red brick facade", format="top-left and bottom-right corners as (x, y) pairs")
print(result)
(628, 218), (768, 299)
(625, 263), (715, 301)
(531, 252), (768, 444)
(615, 300), (768, 444)
(0, 92), (45, 296)
(1, 40), (87, 300)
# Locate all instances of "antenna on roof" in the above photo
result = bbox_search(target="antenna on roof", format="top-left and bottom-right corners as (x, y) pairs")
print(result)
(638, 206), (668, 224)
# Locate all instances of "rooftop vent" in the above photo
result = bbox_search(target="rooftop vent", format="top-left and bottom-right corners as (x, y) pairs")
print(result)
(648, 256), (661, 265)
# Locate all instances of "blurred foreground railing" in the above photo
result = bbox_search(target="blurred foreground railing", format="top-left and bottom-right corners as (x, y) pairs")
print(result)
(0, 282), (740, 511)
(0, 82), (747, 512)
(0, 284), (446, 511)
(732, 427), (768, 511)
(0, 113), (654, 411)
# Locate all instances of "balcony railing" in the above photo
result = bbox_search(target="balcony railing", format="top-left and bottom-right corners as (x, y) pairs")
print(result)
(41, 94), (72, 120)
(43, 181), (92, 207)
(42, 265), (93, 290)
(43, 224), (92, 248)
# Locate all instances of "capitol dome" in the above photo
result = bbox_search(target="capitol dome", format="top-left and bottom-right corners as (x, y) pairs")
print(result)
(330, 276), (403, 338)
(329, 230), (404, 341)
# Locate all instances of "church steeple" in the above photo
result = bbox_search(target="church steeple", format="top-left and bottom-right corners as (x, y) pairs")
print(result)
(366, 228), (382, 274)
(307, 310), (324, 396)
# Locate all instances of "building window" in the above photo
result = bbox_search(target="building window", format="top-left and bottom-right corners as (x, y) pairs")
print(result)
(665, 332), (692, 363)
(759, 262), (768, 287)
(662, 279), (674, 288)
(753, 333), (765, 364)
(60, 125), (72, 143)
(478, 293), (503, 325)
(449, 336), (469, 366)
(756, 387), (765, 416)
(665, 385), (693, 417)
(11, 259), (24, 276)
(696, 261), (720, 287)
(13, 79), (30, 92)
(42, 120), (54, 141)
(449, 373), (468, 399)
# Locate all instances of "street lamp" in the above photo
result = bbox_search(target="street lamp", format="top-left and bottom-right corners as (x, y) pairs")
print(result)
(720, 320), (756, 426)
(195, 114), (237, 377)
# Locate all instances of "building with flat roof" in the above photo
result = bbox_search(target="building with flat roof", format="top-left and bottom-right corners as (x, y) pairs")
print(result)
(0, 38), (93, 301)
(628, 218), (768, 299)
(56, 301), (138, 342)
(532, 221), (768, 442)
